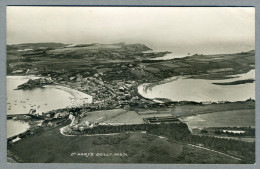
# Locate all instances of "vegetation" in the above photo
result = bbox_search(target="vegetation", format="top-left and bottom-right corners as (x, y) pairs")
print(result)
(17, 77), (53, 90)
(6, 43), (255, 163)
(8, 121), (254, 163)
(145, 123), (255, 163)
(62, 121), (255, 163)
(212, 79), (255, 85)
(7, 43), (255, 84)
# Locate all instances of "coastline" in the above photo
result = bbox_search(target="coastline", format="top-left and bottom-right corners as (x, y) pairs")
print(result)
(137, 69), (255, 103)
(7, 75), (93, 104)
(6, 75), (40, 80)
(138, 76), (180, 99)
(6, 76), (93, 141)
(44, 85), (93, 104)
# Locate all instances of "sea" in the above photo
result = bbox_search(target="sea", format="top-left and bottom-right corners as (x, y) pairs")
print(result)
(137, 67), (255, 132)
(145, 43), (254, 60)
(6, 76), (91, 138)
(138, 69), (255, 103)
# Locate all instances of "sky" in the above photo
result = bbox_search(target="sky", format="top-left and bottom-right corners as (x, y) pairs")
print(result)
(6, 7), (255, 54)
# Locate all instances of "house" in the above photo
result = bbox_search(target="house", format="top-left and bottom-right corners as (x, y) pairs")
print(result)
(119, 86), (124, 92)
(70, 77), (76, 81)
(12, 70), (23, 74)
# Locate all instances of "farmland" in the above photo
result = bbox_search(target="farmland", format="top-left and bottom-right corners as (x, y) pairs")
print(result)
(8, 124), (245, 163)
(6, 43), (255, 163)
(181, 109), (255, 131)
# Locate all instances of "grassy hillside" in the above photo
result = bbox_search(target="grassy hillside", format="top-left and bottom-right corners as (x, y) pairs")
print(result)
(8, 126), (241, 163)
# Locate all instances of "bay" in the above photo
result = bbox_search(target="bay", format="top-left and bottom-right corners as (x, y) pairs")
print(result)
(138, 69), (255, 102)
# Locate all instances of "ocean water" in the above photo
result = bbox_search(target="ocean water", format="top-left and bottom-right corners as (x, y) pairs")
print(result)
(6, 76), (91, 115)
(138, 69), (255, 102)
(6, 76), (91, 138)
(7, 120), (29, 138)
(146, 43), (254, 60)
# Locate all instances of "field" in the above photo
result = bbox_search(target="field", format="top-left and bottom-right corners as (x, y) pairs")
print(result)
(169, 100), (255, 117)
(6, 43), (255, 163)
(8, 126), (241, 163)
(7, 43), (255, 85)
(80, 109), (128, 123)
(181, 109), (255, 130)
(104, 111), (143, 124)
(47, 44), (122, 54)
(136, 109), (173, 119)
(78, 101), (255, 126)
(79, 109), (144, 124)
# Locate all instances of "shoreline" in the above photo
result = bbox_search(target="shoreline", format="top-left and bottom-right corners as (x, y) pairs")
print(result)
(138, 76), (180, 95)
(6, 75), (40, 80)
(7, 75), (93, 104)
(44, 85), (93, 104)
(137, 76), (181, 101)
(6, 76), (93, 140)
(137, 69), (255, 103)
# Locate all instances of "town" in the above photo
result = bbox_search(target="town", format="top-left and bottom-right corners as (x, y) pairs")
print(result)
(6, 43), (255, 164)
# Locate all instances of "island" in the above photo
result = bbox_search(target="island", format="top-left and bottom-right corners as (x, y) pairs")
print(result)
(6, 42), (255, 164)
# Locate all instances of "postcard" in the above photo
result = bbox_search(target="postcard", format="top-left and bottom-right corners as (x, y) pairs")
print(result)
(6, 6), (255, 164)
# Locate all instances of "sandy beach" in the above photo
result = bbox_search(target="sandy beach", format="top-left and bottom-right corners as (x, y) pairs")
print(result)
(137, 76), (180, 100)
(44, 85), (93, 104)
(7, 76), (93, 117)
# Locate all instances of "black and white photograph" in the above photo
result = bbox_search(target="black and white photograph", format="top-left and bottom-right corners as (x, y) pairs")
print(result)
(6, 6), (255, 164)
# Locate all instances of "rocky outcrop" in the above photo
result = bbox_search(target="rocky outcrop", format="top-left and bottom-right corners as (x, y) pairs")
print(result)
(17, 77), (53, 90)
